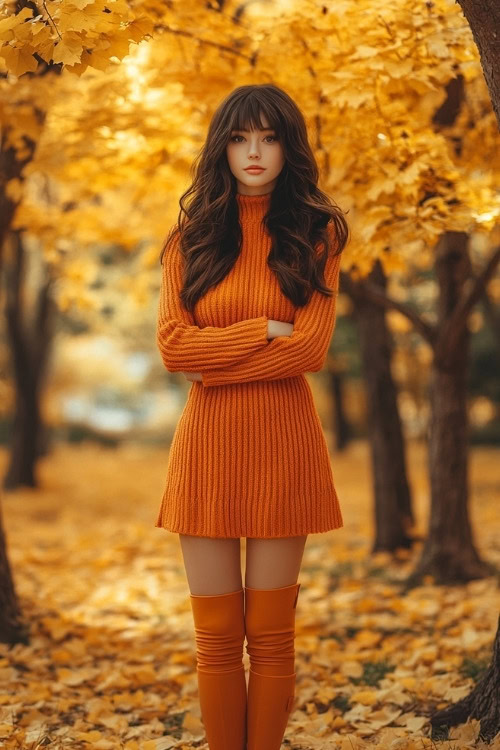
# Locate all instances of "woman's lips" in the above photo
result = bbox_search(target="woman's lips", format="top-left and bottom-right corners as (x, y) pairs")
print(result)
(245, 167), (265, 172)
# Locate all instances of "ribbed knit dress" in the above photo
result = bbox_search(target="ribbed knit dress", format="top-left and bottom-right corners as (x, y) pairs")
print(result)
(154, 190), (344, 538)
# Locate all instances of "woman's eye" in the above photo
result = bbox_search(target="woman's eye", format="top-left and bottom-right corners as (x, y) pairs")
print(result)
(229, 135), (278, 143)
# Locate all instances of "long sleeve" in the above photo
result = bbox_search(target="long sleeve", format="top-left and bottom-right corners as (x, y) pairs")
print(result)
(201, 231), (342, 387)
(157, 229), (269, 372)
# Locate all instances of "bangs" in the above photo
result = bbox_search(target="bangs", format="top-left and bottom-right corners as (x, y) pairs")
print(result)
(230, 99), (282, 135)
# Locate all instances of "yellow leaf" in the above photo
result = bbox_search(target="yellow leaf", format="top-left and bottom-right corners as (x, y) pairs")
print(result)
(52, 34), (84, 65)
(400, 677), (417, 690)
(126, 16), (155, 43)
(331, 715), (347, 727)
(341, 660), (363, 678)
(350, 690), (378, 705)
(0, 7), (33, 40)
(353, 628), (382, 646)
(0, 43), (38, 75)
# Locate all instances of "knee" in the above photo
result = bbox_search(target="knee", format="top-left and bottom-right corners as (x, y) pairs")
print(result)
(190, 591), (245, 671)
(244, 584), (299, 661)
(244, 583), (300, 639)
(245, 618), (296, 657)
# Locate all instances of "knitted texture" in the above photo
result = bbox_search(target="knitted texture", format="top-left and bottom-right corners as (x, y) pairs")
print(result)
(155, 191), (344, 538)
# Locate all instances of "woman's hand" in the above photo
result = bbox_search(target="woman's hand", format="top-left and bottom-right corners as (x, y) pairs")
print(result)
(182, 372), (203, 381)
(267, 319), (294, 340)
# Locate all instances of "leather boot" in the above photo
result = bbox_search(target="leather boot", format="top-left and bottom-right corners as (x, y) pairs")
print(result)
(244, 582), (301, 750)
(190, 588), (247, 750)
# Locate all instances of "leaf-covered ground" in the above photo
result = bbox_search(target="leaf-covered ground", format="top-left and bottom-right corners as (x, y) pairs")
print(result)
(1, 439), (499, 749)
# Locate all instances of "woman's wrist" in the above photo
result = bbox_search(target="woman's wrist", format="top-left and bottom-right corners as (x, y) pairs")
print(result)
(267, 319), (293, 339)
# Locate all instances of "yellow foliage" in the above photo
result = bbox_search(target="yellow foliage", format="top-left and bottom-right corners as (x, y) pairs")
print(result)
(0, 1), (154, 76)
(351, 690), (378, 706)
(1, 439), (500, 748)
(0, 0), (498, 323)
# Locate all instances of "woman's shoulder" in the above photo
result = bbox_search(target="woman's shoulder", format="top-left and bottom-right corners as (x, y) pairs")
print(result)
(161, 224), (182, 264)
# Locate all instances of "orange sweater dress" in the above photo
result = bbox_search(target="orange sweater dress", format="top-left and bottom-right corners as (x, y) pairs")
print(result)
(154, 191), (344, 538)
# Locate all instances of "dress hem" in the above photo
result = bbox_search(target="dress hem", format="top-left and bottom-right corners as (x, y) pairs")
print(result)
(154, 519), (344, 538)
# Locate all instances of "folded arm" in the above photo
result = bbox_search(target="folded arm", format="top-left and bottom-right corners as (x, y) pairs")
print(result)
(156, 229), (269, 372)
(201, 224), (342, 387)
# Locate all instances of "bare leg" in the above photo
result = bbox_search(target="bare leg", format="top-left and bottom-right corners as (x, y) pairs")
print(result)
(244, 535), (308, 750)
(179, 534), (246, 750)
(245, 535), (307, 588)
(179, 534), (242, 594)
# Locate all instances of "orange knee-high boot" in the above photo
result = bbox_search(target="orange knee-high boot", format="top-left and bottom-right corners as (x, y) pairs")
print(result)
(244, 582), (301, 750)
(189, 588), (247, 750)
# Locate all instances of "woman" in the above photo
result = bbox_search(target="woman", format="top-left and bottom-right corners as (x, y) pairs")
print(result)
(155, 83), (349, 750)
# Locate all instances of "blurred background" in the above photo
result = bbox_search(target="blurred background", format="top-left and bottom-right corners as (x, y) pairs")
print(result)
(1, 0), (500, 612)
(1, 0), (500, 746)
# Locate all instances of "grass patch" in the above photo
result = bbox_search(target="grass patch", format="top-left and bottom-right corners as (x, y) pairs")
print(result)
(349, 660), (396, 687)
(459, 655), (490, 684)
(332, 693), (352, 712)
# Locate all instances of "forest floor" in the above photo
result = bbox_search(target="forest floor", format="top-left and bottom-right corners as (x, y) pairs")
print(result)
(0, 438), (499, 750)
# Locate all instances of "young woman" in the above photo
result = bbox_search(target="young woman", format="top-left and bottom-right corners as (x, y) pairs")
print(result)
(155, 83), (349, 750)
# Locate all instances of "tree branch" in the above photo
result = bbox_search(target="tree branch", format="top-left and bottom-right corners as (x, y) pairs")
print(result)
(152, 25), (254, 62)
(452, 243), (500, 331)
(341, 270), (437, 346)
(437, 243), (500, 362)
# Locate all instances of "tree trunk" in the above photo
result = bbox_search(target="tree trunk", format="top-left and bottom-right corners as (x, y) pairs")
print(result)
(481, 287), (500, 363)
(425, 11), (500, 738)
(407, 232), (494, 585)
(417, 329), (486, 580)
(456, 0), (500, 129)
(0, 67), (50, 647)
(431, 614), (500, 743)
(328, 369), (351, 451)
(3, 231), (55, 490)
(4, 389), (43, 489)
(343, 261), (414, 552)
(0, 510), (29, 645)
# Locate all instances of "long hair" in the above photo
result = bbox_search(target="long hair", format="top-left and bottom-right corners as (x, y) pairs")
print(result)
(160, 83), (349, 314)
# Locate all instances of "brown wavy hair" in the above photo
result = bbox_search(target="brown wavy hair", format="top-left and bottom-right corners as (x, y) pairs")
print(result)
(159, 83), (349, 313)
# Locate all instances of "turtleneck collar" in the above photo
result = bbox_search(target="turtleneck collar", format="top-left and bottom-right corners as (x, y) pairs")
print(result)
(236, 191), (272, 221)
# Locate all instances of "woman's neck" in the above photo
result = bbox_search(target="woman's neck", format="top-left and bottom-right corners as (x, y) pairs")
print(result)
(236, 191), (272, 222)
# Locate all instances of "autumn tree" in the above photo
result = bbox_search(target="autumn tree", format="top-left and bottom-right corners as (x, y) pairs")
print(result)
(2, 231), (55, 489)
(287, 3), (500, 584)
(0, 0), (156, 642)
(431, 0), (500, 741)
(0, 0), (499, 651)
(342, 262), (414, 553)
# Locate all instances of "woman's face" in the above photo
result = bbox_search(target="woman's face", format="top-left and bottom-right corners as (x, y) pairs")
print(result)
(226, 113), (285, 196)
